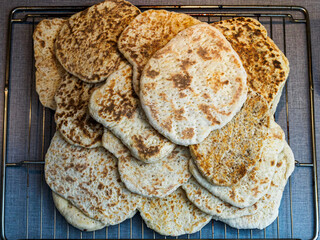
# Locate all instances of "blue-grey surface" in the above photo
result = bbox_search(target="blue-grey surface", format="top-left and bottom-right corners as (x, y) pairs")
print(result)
(0, 0), (319, 239)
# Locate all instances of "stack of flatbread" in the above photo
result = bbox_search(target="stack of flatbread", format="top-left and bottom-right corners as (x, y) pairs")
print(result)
(33, 0), (294, 236)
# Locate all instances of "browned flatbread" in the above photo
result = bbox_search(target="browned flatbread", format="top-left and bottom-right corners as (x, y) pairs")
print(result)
(190, 91), (271, 187)
(118, 9), (201, 95)
(140, 23), (248, 146)
(33, 18), (66, 110)
(55, 0), (140, 83)
(212, 17), (289, 113)
(45, 132), (140, 225)
(55, 73), (103, 148)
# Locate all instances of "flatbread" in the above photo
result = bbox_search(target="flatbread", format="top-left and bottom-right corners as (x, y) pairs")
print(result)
(55, 73), (103, 148)
(140, 23), (247, 146)
(102, 129), (191, 198)
(190, 91), (271, 187)
(138, 188), (212, 236)
(189, 120), (285, 208)
(45, 132), (140, 225)
(52, 192), (105, 231)
(214, 142), (295, 229)
(118, 9), (201, 95)
(182, 177), (259, 219)
(33, 18), (66, 110)
(55, 0), (140, 83)
(212, 17), (290, 113)
(89, 62), (175, 163)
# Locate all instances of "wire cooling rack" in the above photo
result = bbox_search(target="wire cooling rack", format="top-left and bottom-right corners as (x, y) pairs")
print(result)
(0, 5), (318, 240)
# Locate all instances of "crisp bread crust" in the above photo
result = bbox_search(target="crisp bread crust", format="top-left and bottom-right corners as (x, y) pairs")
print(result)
(45, 132), (140, 225)
(52, 192), (106, 231)
(184, 121), (286, 213)
(138, 188), (212, 236)
(102, 129), (191, 198)
(140, 23), (248, 146)
(212, 17), (290, 113)
(55, 0), (140, 83)
(214, 142), (295, 229)
(33, 18), (66, 110)
(190, 91), (271, 187)
(118, 9), (201, 95)
(55, 73), (103, 148)
(89, 62), (175, 163)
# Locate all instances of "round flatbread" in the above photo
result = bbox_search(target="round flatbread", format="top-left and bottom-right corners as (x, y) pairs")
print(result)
(190, 91), (271, 187)
(89, 62), (175, 162)
(138, 188), (212, 236)
(55, 73), (103, 148)
(55, 0), (140, 83)
(118, 9), (200, 95)
(52, 192), (105, 231)
(212, 17), (289, 113)
(140, 23), (247, 146)
(33, 18), (66, 110)
(45, 132), (140, 225)
(214, 142), (295, 229)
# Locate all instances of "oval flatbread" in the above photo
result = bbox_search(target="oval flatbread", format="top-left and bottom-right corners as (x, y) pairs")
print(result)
(102, 129), (191, 198)
(214, 142), (295, 229)
(52, 192), (105, 231)
(183, 120), (286, 215)
(55, 0), (140, 83)
(33, 18), (66, 110)
(89, 62), (175, 162)
(138, 188), (212, 236)
(55, 73), (103, 148)
(140, 23), (247, 146)
(212, 17), (289, 113)
(45, 132), (140, 225)
(118, 9), (200, 95)
(189, 120), (284, 208)
(190, 91), (271, 187)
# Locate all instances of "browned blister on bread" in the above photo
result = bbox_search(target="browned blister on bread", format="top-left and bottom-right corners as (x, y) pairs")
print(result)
(55, 0), (140, 83)
(212, 17), (289, 113)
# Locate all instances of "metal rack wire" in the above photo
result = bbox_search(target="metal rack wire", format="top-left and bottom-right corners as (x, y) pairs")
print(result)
(1, 5), (318, 240)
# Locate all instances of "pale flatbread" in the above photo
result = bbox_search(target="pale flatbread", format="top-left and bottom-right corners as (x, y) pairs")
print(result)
(190, 91), (271, 187)
(214, 142), (295, 229)
(140, 23), (247, 146)
(118, 9), (201, 95)
(182, 177), (259, 219)
(102, 129), (191, 198)
(45, 132), (140, 225)
(182, 121), (285, 218)
(89, 62), (175, 163)
(138, 188), (212, 236)
(55, 0), (140, 83)
(33, 18), (66, 110)
(52, 192), (105, 231)
(55, 74), (103, 148)
(212, 17), (290, 113)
